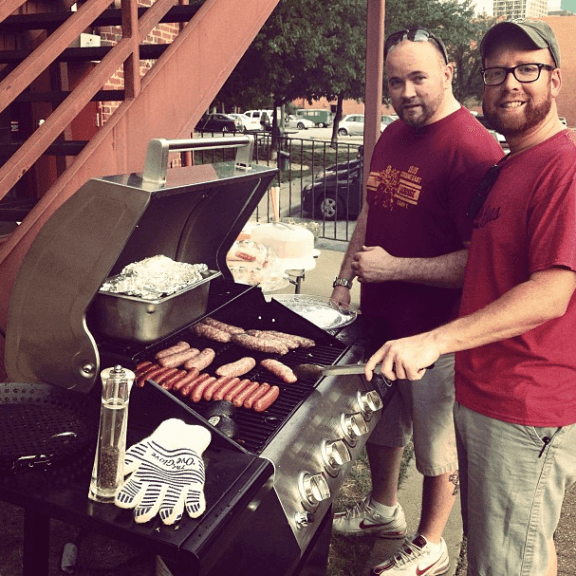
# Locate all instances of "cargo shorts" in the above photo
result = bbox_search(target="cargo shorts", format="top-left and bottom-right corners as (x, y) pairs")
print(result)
(368, 353), (458, 477)
(455, 403), (576, 576)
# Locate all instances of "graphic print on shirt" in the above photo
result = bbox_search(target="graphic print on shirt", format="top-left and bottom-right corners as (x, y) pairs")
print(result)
(367, 164), (423, 210)
(473, 202), (501, 229)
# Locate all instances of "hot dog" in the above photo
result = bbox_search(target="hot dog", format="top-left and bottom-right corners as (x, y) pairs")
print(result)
(213, 377), (241, 401)
(172, 368), (200, 392)
(161, 369), (187, 391)
(203, 317), (244, 334)
(232, 381), (260, 408)
(203, 376), (231, 401)
(158, 347), (200, 368)
(191, 375), (217, 402)
(154, 367), (179, 385)
(224, 378), (252, 402)
(191, 322), (231, 343)
(154, 341), (190, 360)
(181, 372), (211, 398)
(184, 347), (216, 371)
(231, 333), (289, 355)
(243, 383), (270, 410)
(136, 360), (154, 372)
(215, 357), (256, 378)
(254, 385), (280, 412)
(260, 359), (297, 383)
(136, 364), (165, 387)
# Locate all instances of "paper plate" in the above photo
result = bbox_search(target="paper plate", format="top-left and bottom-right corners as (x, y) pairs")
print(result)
(270, 294), (357, 330)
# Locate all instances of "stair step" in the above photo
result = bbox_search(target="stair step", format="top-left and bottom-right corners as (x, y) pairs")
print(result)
(0, 43), (168, 64)
(0, 3), (202, 32)
(15, 90), (125, 104)
(0, 141), (88, 156)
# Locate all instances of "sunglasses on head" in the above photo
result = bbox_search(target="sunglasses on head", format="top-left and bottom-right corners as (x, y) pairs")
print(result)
(384, 28), (449, 63)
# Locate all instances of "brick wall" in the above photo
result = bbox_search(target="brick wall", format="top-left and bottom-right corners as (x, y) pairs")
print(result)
(542, 15), (576, 128)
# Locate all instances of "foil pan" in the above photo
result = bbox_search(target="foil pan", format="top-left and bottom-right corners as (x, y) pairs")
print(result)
(270, 294), (357, 330)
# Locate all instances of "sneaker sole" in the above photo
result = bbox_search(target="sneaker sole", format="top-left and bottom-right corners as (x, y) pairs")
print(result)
(333, 526), (408, 538)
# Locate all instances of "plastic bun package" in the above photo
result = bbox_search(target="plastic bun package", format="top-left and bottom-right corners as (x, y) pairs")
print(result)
(226, 240), (289, 292)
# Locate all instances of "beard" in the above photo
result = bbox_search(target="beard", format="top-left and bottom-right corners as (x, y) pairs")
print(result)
(483, 87), (552, 136)
(395, 98), (439, 128)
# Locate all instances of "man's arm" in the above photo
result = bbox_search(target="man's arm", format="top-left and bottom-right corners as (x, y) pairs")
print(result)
(352, 245), (469, 289)
(366, 267), (576, 381)
(330, 204), (368, 307)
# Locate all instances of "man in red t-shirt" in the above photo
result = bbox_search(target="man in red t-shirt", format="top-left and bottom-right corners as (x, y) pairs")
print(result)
(331, 28), (503, 576)
(365, 20), (576, 575)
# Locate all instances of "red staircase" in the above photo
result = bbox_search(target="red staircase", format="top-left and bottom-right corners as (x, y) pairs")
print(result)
(0, 0), (280, 339)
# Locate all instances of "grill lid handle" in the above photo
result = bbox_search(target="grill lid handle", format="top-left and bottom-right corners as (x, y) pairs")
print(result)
(142, 136), (255, 187)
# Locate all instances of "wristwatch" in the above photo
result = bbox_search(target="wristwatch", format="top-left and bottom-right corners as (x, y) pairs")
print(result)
(333, 276), (354, 289)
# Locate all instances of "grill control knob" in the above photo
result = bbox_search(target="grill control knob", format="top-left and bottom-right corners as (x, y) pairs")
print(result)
(357, 390), (384, 419)
(341, 413), (370, 446)
(298, 472), (330, 509)
(322, 439), (351, 476)
(295, 510), (315, 527)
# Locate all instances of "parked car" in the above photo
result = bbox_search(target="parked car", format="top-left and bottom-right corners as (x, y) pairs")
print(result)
(244, 109), (274, 130)
(195, 113), (242, 132)
(295, 108), (333, 127)
(285, 114), (314, 130)
(475, 114), (508, 149)
(337, 114), (394, 136)
(302, 153), (363, 220)
(228, 113), (262, 132)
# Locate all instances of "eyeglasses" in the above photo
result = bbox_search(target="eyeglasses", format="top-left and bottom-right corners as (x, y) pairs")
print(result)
(384, 28), (449, 64)
(481, 63), (555, 86)
(467, 164), (501, 219)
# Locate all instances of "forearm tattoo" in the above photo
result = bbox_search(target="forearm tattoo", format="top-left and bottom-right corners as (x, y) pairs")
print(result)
(449, 471), (460, 496)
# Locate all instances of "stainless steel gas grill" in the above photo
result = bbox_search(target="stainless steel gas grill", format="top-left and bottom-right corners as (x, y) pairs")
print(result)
(1, 138), (396, 576)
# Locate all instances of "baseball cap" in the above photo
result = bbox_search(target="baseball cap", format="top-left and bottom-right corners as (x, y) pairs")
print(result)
(480, 19), (560, 68)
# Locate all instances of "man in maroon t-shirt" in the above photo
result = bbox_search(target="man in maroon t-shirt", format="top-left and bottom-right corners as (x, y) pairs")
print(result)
(365, 20), (576, 576)
(331, 28), (503, 576)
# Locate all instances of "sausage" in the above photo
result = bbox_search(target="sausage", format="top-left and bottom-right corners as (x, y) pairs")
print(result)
(232, 381), (260, 408)
(260, 330), (315, 349)
(245, 330), (299, 350)
(254, 385), (280, 412)
(215, 357), (256, 378)
(191, 375), (217, 402)
(184, 348), (216, 371)
(172, 367), (200, 392)
(203, 376), (231, 401)
(153, 367), (179, 385)
(231, 333), (289, 355)
(158, 347), (200, 368)
(136, 364), (164, 387)
(224, 378), (252, 402)
(213, 377), (241, 401)
(203, 317), (244, 334)
(260, 359), (297, 383)
(154, 341), (190, 360)
(161, 369), (187, 391)
(181, 372), (211, 398)
(191, 323), (231, 343)
(136, 360), (154, 372)
(243, 383), (270, 410)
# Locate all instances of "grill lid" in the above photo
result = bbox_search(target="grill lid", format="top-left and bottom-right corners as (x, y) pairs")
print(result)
(5, 137), (277, 393)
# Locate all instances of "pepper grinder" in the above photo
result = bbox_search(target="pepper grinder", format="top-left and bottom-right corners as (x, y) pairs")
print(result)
(89, 365), (134, 503)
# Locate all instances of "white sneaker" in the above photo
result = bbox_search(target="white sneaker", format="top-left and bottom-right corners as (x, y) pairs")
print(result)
(332, 495), (407, 538)
(370, 534), (450, 575)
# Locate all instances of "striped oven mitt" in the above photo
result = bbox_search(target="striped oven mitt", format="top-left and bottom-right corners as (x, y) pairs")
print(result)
(115, 419), (211, 525)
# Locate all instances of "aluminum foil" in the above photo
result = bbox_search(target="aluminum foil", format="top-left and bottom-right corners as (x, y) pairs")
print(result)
(100, 255), (208, 300)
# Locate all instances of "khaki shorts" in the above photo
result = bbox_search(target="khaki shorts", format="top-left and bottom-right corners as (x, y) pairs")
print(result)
(368, 353), (458, 477)
(455, 403), (576, 576)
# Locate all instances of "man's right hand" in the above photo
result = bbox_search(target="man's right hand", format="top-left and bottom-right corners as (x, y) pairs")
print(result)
(330, 286), (352, 308)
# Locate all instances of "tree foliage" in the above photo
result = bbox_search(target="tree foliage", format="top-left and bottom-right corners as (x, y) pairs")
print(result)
(214, 0), (498, 114)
